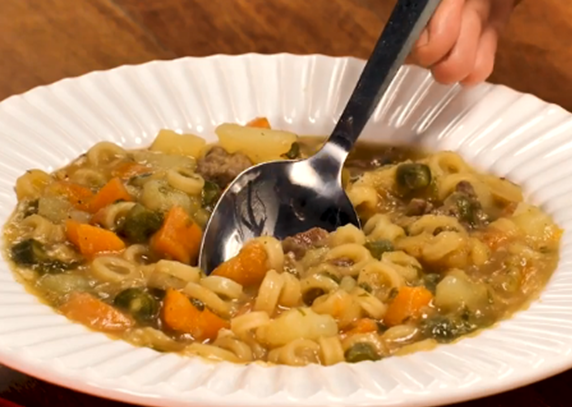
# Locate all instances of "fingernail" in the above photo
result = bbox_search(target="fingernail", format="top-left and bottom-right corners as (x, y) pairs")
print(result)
(417, 29), (429, 47)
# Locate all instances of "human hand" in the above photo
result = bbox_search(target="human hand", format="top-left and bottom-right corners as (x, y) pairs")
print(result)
(410, 0), (520, 86)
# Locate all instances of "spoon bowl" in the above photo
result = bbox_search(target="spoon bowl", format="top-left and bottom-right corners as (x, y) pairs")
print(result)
(199, 144), (359, 273)
(199, 0), (442, 273)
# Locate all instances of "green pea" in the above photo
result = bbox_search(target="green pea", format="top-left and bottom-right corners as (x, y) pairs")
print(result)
(114, 288), (159, 323)
(344, 342), (381, 363)
(396, 163), (432, 191)
(118, 204), (163, 244)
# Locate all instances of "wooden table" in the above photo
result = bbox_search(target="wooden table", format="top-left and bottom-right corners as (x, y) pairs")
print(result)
(0, 0), (571, 406)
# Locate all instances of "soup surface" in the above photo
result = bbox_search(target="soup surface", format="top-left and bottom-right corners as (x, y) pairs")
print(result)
(3, 118), (562, 366)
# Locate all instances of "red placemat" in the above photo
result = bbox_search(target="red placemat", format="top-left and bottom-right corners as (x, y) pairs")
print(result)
(0, 397), (19, 407)
(0, 365), (127, 407)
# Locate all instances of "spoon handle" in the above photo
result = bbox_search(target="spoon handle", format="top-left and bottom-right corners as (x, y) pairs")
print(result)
(321, 0), (441, 159)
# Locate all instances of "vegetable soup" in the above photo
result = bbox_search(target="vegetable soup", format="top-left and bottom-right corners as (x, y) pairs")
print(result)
(3, 118), (561, 366)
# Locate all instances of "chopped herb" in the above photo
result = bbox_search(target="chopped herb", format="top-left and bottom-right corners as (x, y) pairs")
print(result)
(364, 240), (394, 259)
(320, 272), (341, 284)
(10, 239), (80, 274)
(358, 282), (373, 293)
(11, 239), (47, 266)
(387, 287), (399, 301)
(190, 297), (205, 311)
(419, 315), (477, 343)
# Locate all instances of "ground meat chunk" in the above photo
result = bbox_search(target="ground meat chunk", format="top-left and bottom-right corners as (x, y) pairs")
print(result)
(196, 146), (252, 188)
(282, 227), (329, 259)
(405, 198), (434, 216)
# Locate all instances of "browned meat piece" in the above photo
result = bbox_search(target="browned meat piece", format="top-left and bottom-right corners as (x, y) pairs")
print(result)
(196, 146), (252, 188)
(282, 227), (329, 259)
(405, 198), (434, 216)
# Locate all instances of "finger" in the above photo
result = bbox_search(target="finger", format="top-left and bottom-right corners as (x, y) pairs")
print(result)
(431, 0), (488, 84)
(410, 0), (464, 68)
(460, 0), (515, 86)
(460, 27), (498, 86)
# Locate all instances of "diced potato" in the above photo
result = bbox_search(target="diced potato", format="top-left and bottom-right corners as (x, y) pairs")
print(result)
(511, 203), (562, 251)
(39, 274), (90, 295)
(132, 150), (195, 171)
(215, 123), (297, 163)
(38, 197), (72, 224)
(150, 129), (206, 158)
(256, 308), (338, 347)
(435, 269), (488, 312)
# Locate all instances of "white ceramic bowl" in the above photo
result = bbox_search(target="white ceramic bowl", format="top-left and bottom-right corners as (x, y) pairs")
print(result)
(0, 54), (571, 407)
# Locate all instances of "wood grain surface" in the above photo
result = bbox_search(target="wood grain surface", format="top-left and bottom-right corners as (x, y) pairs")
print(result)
(0, 0), (571, 406)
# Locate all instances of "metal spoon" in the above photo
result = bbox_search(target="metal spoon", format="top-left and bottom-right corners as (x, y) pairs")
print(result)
(199, 0), (442, 273)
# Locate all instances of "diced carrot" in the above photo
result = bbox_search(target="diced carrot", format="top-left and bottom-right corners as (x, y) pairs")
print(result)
(212, 241), (268, 287)
(89, 177), (133, 213)
(150, 206), (202, 264)
(66, 220), (126, 257)
(66, 219), (81, 247)
(162, 289), (228, 341)
(60, 292), (134, 332)
(111, 161), (151, 179)
(345, 318), (378, 337)
(246, 117), (271, 129)
(47, 181), (94, 211)
(480, 229), (510, 251)
(384, 286), (433, 327)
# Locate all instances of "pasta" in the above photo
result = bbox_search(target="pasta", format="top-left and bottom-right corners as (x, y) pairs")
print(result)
(3, 118), (562, 367)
